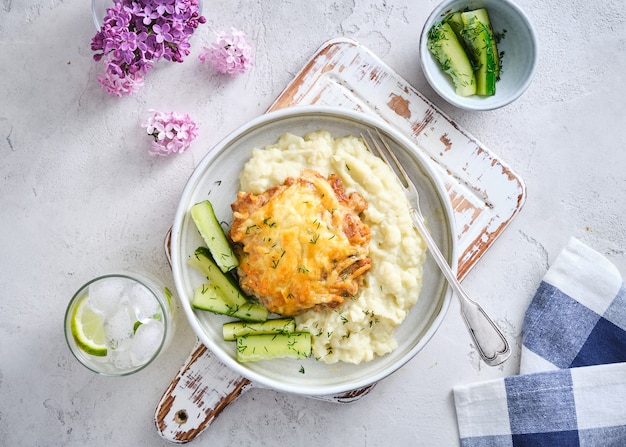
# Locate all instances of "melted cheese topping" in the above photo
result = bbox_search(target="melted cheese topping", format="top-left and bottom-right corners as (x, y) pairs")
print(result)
(231, 169), (370, 316)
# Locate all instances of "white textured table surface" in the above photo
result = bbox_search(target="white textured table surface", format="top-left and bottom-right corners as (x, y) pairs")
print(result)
(2, 0), (625, 445)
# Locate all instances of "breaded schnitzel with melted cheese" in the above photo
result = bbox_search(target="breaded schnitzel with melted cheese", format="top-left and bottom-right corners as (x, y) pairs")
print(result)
(230, 169), (371, 316)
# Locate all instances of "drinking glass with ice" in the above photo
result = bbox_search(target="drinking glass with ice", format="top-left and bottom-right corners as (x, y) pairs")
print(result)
(64, 272), (175, 376)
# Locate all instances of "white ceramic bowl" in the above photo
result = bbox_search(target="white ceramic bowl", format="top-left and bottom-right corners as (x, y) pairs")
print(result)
(419, 0), (538, 111)
(171, 106), (455, 396)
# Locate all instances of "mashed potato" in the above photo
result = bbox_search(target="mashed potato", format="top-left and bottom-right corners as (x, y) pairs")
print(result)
(238, 130), (426, 364)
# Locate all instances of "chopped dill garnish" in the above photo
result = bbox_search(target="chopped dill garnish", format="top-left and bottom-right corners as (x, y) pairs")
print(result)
(271, 250), (286, 268)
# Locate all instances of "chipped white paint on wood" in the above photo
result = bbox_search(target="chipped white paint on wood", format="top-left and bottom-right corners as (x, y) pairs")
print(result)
(155, 38), (526, 443)
(154, 340), (252, 443)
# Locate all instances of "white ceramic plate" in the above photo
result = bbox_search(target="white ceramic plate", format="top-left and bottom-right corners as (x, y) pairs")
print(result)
(171, 106), (455, 396)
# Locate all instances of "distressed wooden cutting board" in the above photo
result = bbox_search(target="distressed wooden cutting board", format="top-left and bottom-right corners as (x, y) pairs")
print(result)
(154, 37), (526, 443)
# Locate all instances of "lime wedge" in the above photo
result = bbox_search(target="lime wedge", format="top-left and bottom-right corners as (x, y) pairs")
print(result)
(71, 295), (108, 357)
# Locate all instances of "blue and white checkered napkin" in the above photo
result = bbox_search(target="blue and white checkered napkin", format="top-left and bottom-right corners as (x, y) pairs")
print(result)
(454, 237), (626, 446)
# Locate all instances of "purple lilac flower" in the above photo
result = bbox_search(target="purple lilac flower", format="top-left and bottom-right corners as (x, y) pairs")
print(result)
(199, 28), (254, 77)
(91, 0), (206, 96)
(142, 110), (198, 156)
(153, 23), (173, 43)
(142, 6), (160, 25)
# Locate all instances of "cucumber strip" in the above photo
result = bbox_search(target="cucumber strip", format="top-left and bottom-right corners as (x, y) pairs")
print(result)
(223, 318), (296, 341)
(192, 283), (269, 322)
(189, 247), (246, 306)
(236, 332), (312, 362)
(427, 22), (477, 97)
(465, 8), (501, 79)
(461, 10), (498, 96)
(190, 200), (238, 273)
(443, 11), (464, 42)
(189, 247), (268, 321)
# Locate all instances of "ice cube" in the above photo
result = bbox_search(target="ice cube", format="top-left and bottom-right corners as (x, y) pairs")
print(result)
(130, 320), (164, 366)
(103, 305), (134, 350)
(129, 283), (160, 321)
(87, 278), (128, 317)
(110, 348), (133, 371)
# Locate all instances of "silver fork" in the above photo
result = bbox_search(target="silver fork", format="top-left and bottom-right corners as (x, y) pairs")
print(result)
(363, 129), (510, 366)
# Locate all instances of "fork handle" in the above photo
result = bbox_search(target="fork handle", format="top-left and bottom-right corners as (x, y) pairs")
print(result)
(409, 209), (510, 366)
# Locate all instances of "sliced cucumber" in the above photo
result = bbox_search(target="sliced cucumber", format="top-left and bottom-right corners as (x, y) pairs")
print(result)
(427, 21), (477, 97)
(443, 11), (464, 41)
(236, 332), (312, 362)
(223, 318), (296, 341)
(460, 9), (498, 96)
(464, 8), (501, 80)
(192, 283), (268, 321)
(188, 247), (246, 305)
(190, 200), (238, 273)
(189, 247), (268, 322)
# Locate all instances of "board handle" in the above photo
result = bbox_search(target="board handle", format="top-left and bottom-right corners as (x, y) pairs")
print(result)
(154, 340), (253, 443)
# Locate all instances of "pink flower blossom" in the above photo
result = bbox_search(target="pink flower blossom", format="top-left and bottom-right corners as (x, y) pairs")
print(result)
(98, 57), (145, 96)
(142, 110), (198, 156)
(199, 28), (254, 77)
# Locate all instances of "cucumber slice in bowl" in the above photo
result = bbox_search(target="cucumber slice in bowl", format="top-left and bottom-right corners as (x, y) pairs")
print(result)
(188, 247), (268, 322)
(236, 332), (312, 362)
(190, 200), (239, 273)
(427, 21), (477, 97)
(223, 318), (296, 341)
(460, 9), (499, 96)
(191, 283), (269, 322)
